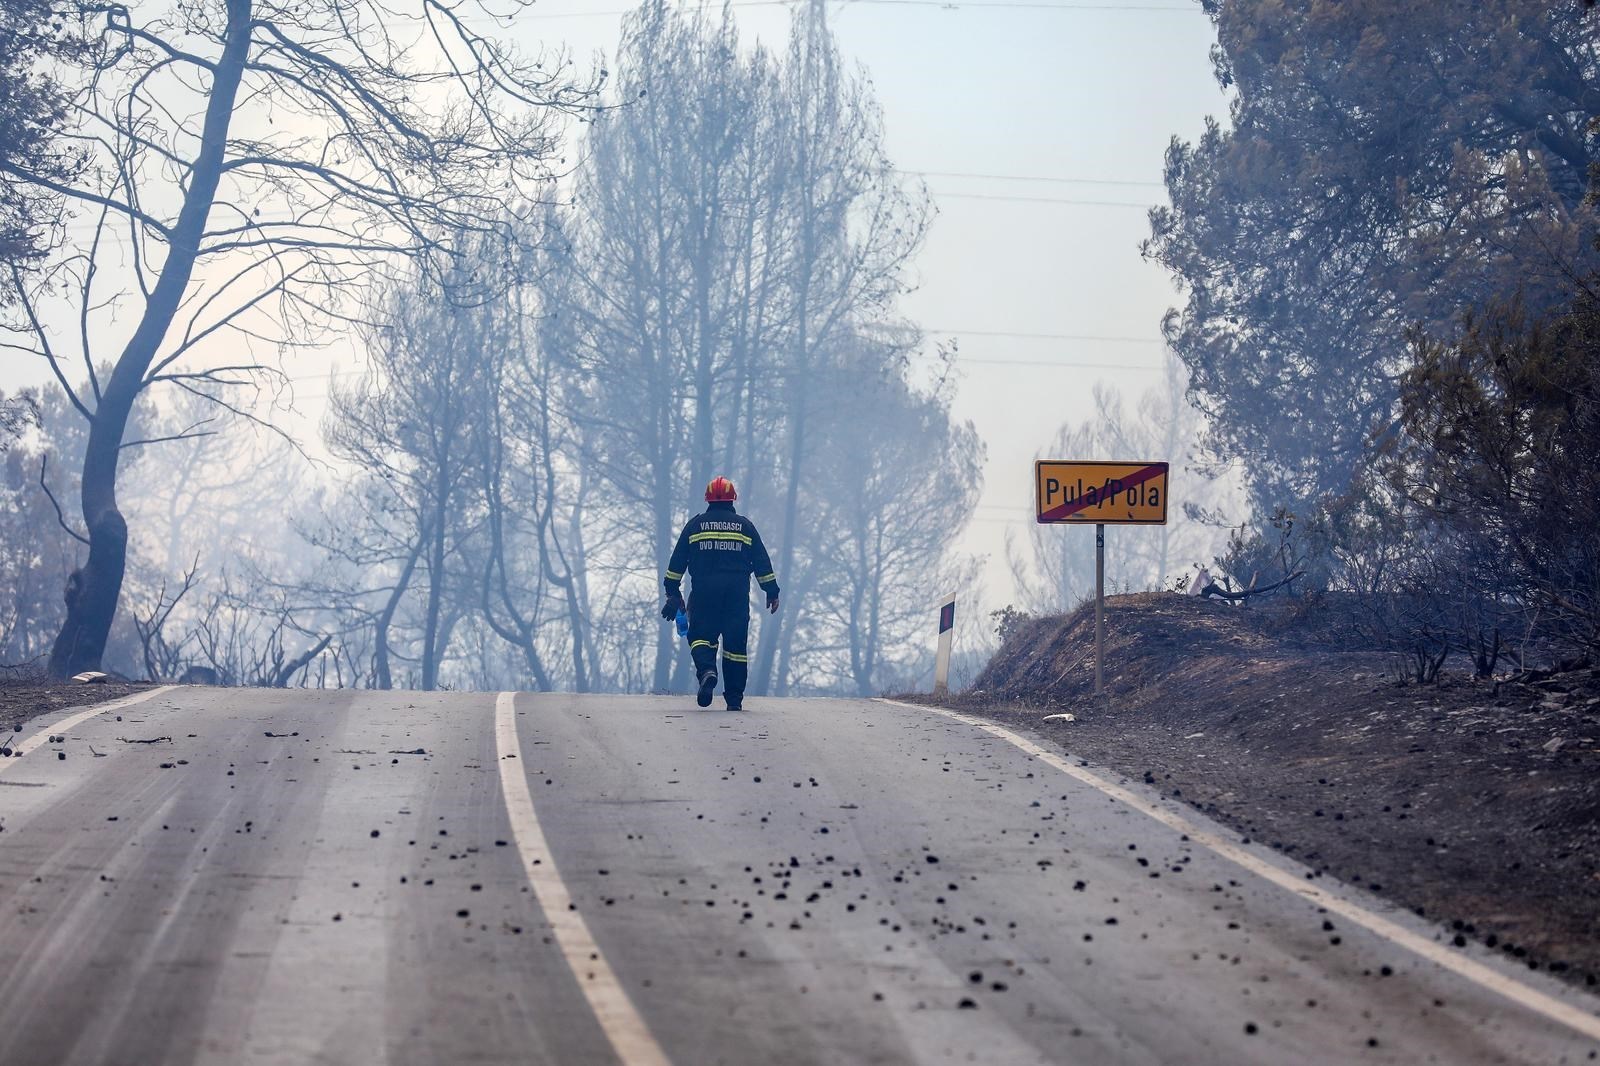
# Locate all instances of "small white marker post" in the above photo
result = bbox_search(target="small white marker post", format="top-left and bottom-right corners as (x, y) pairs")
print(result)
(933, 594), (956, 697)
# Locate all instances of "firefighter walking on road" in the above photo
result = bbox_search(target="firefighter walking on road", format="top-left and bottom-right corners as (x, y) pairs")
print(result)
(661, 477), (780, 711)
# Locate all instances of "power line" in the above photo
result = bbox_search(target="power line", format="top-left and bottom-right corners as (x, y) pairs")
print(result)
(510, 1), (1198, 18)
(905, 169), (1162, 188)
(261, 349), (1169, 404)
(949, 357), (1165, 370)
(844, 0), (1195, 8)
(276, 360), (1149, 401)
(883, 325), (1164, 344)
(291, 351), (1165, 390)
(56, 172), (1164, 234)
(933, 190), (1152, 207)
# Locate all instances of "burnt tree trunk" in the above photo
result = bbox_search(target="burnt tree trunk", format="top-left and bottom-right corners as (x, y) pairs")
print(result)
(48, 510), (128, 677)
(375, 534), (425, 690)
(47, 0), (252, 677)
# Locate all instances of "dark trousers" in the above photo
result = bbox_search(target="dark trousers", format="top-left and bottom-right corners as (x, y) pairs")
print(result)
(687, 574), (751, 699)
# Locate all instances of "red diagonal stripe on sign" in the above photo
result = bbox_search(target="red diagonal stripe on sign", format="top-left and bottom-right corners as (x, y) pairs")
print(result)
(1039, 463), (1166, 522)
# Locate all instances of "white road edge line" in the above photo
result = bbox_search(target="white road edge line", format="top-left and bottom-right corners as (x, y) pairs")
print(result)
(878, 698), (1600, 1044)
(494, 692), (673, 1066)
(0, 685), (173, 774)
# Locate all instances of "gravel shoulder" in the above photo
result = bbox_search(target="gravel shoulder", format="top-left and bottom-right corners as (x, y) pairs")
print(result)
(924, 592), (1600, 995)
(0, 677), (155, 735)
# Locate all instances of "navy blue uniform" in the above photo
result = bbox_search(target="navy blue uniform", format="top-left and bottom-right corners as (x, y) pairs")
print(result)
(664, 501), (780, 701)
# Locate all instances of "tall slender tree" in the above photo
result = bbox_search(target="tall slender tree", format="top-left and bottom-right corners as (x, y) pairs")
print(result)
(325, 256), (494, 691)
(552, 1), (937, 695)
(556, 2), (783, 690)
(743, 0), (931, 695)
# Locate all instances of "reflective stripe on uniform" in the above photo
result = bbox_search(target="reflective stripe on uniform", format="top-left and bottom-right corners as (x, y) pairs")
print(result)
(665, 570), (683, 581)
(721, 651), (750, 663)
(690, 640), (717, 651)
(689, 531), (753, 545)
(755, 572), (777, 584)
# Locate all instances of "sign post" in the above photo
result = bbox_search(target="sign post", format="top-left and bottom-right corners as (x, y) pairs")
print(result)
(933, 594), (956, 697)
(1095, 523), (1105, 696)
(1034, 460), (1170, 698)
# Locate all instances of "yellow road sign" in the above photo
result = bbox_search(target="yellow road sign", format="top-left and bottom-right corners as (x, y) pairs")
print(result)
(1034, 460), (1169, 525)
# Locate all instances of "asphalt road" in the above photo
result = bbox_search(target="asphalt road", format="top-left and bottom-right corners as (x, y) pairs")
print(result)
(0, 687), (1596, 1066)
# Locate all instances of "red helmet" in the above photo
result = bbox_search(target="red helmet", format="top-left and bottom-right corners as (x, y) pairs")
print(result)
(705, 476), (737, 502)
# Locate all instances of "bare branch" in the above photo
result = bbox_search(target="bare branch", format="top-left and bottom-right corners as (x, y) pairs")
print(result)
(8, 264), (92, 421)
(272, 633), (332, 688)
(121, 429), (220, 450)
(39, 455), (90, 547)
(0, 159), (175, 241)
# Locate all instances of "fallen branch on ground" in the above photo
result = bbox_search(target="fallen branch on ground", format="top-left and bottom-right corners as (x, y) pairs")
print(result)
(1200, 571), (1306, 602)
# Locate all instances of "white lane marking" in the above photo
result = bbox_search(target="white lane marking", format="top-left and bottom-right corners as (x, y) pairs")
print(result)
(878, 698), (1600, 1044)
(0, 686), (172, 772)
(494, 692), (673, 1066)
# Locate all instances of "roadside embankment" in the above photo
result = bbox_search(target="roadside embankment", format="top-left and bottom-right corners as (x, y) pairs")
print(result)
(933, 592), (1600, 991)
(1, 676), (152, 734)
